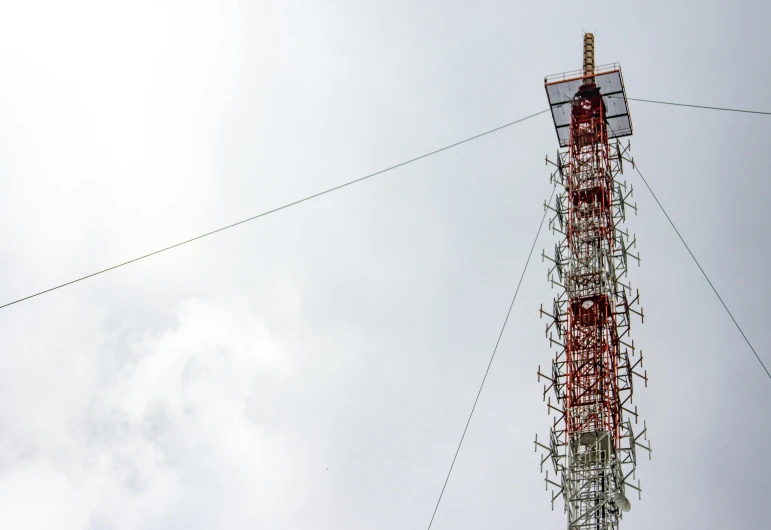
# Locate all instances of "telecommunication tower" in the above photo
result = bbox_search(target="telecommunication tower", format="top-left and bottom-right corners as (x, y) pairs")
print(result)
(534, 34), (652, 529)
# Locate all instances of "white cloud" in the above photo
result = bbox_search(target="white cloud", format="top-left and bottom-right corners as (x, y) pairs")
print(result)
(0, 462), (92, 530)
(0, 297), (293, 530)
(0, 0), (243, 288)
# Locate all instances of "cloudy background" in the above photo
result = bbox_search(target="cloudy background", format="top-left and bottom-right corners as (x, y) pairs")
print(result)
(0, 1), (769, 529)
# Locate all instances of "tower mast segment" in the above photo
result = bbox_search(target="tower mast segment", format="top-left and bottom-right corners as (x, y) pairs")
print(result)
(535, 34), (652, 530)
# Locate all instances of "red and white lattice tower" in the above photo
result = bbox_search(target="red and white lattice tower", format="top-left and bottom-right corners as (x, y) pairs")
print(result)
(534, 34), (651, 530)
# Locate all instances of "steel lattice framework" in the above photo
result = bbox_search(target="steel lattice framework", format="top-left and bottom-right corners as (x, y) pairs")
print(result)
(535, 35), (651, 530)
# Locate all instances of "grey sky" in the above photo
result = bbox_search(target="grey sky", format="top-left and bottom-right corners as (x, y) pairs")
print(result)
(0, 1), (769, 529)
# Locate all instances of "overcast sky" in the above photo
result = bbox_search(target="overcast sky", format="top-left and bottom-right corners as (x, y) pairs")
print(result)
(0, 1), (769, 529)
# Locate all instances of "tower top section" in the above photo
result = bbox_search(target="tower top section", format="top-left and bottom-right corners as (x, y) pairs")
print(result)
(583, 33), (595, 82)
(544, 35), (633, 147)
